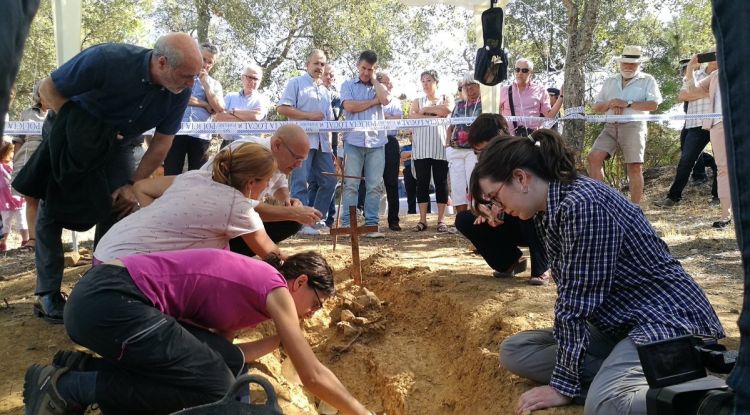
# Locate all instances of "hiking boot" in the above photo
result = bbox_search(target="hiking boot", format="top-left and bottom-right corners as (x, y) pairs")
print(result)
(23, 364), (78, 415)
(52, 351), (93, 372)
(493, 257), (528, 278)
(33, 292), (66, 324)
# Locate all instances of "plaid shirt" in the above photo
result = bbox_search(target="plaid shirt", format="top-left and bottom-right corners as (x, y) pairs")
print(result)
(534, 177), (724, 398)
(683, 69), (712, 129)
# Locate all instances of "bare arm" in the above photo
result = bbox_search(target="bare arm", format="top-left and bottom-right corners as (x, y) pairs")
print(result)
(254, 202), (322, 225)
(342, 98), (379, 113)
(371, 78), (391, 106)
(677, 88), (709, 102)
(200, 72), (225, 113)
(239, 229), (282, 259)
(236, 335), (281, 362)
(266, 289), (371, 415)
(544, 96), (564, 118)
(630, 101), (659, 112)
(277, 105), (324, 121)
(420, 95), (453, 118)
(39, 77), (68, 113)
(133, 175), (176, 207)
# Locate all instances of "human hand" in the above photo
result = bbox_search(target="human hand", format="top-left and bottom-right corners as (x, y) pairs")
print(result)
(515, 385), (572, 415)
(286, 198), (304, 207)
(308, 112), (325, 121)
(293, 206), (323, 225)
(609, 99), (627, 109)
(111, 184), (140, 220)
(334, 156), (343, 175)
(199, 68), (209, 83)
(688, 55), (700, 71)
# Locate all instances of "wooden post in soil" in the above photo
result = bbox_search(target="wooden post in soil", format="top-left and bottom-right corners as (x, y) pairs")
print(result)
(329, 205), (377, 286)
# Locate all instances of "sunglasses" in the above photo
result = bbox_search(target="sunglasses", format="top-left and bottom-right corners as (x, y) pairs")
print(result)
(514, 68), (530, 73)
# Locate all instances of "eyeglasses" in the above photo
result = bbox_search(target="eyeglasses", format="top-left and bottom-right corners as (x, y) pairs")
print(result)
(483, 184), (505, 210)
(514, 68), (530, 73)
(280, 138), (306, 162)
(312, 287), (323, 312)
(242, 74), (260, 81)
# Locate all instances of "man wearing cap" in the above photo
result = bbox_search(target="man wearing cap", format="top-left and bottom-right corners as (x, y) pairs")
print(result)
(546, 87), (562, 131)
(498, 58), (563, 137)
(446, 72), (483, 214)
(588, 45), (663, 204)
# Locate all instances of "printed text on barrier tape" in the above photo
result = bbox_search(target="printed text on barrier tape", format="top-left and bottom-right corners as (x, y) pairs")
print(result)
(4, 113), (723, 135)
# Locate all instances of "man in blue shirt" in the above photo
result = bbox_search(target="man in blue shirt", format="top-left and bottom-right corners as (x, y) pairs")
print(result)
(340, 50), (390, 237)
(277, 49), (334, 236)
(163, 42), (224, 174)
(32, 33), (202, 323)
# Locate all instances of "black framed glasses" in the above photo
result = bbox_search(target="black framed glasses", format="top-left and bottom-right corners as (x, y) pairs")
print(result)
(514, 68), (530, 73)
(312, 287), (323, 312)
(280, 139), (306, 162)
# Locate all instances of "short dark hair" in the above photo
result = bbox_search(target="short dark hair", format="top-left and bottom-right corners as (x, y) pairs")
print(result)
(265, 251), (335, 295)
(358, 50), (378, 65)
(420, 69), (439, 83)
(467, 113), (511, 147)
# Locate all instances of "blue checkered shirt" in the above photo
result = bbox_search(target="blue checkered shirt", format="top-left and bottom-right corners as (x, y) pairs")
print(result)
(534, 177), (724, 398)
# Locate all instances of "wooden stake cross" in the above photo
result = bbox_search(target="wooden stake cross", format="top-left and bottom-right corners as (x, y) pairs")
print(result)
(329, 206), (377, 286)
(322, 171), (377, 286)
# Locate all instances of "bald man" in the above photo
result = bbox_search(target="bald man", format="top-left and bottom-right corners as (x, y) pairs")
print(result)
(203, 124), (324, 255)
(17, 33), (202, 324)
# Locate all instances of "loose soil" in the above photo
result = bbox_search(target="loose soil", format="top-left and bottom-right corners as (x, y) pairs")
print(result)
(0, 170), (743, 415)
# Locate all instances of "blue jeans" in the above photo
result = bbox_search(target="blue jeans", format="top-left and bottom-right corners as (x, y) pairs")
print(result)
(289, 149), (336, 218)
(713, 2), (750, 412)
(340, 143), (384, 227)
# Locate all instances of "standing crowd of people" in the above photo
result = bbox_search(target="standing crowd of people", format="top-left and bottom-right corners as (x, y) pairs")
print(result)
(1, 34), (730, 415)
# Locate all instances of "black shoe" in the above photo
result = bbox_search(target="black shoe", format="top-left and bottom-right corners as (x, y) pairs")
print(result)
(709, 196), (721, 206)
(653, 197), (678, 208)
(23, 364), (77, 414)
(713, 218), (732, 229)
(691, 177), (709, 186)
(52, 350), (93, 372)
(388, 223), (402, 231)
(33, 292), (66, 324)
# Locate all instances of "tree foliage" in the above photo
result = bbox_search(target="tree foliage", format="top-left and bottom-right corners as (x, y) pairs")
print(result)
(11, 0), (151, 116)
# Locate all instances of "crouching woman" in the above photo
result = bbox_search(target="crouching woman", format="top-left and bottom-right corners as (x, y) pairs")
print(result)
(23, 249), (375, 415)
(469, 129), (724, 415)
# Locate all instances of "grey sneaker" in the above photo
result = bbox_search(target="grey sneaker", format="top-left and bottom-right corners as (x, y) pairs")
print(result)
(298, 225), (321, 236)
(653, 197), (678, 208)
(364, 232), (385, 239)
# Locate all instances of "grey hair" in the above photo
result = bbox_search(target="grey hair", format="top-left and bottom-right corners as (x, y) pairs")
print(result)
(515, 58), (534, 71)
(244, 64), (263, 77)
(307, 49), (326, 63)
(153, 36), (189, 68)
(376, 71), (390, 82)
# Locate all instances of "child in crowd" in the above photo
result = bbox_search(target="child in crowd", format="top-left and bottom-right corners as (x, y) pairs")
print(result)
(0, 140), (29, 251)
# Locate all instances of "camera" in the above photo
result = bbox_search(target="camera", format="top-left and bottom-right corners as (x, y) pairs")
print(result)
(638, 335), (736, 414)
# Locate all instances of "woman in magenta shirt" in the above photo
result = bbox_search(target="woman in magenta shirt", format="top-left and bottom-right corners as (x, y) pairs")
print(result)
(23, 249), (375, 415)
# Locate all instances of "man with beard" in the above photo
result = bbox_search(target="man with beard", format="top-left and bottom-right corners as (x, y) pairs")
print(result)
(588, 45), (662, 204)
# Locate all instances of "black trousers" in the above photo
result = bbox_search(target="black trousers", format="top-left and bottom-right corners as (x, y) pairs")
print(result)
(414, 158), (449, 204)
(383, 135), (401, 225)
(667, 127), (718, 201)
(455, 210), (548, 277)
(403, 166), (417, 214)
(163, 135), (211, 175)
(64, 265), (245, 415)
(228, 220), (301, 257)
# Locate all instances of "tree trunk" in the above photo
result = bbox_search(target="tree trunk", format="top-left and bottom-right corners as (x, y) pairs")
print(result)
(561, 0), (601, 169)
(195, 0), (210, 43)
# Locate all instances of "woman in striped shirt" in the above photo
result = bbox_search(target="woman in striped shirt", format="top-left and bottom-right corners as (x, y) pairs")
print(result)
(408, 70), (454, 232)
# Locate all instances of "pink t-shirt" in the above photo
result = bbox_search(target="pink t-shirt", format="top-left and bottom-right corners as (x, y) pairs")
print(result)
(499, 82), (552, 134)
(0, 163), (24, 211)
(121, 248), (288, 332)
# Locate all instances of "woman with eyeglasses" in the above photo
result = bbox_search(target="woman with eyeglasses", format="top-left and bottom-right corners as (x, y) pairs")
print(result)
(498, 58), (563, 137)
(409, 69), (454, 233)
(454, 113), (550, 285)
(93, 142), (284, 263)
(469, 129), (723, 415)
(23, 249), (377, 415)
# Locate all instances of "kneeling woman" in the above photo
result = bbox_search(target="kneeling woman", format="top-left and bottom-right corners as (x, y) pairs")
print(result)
(470, 129), (724, 415)
(24, 249), (375, 415)
(94, 142), (283, 262)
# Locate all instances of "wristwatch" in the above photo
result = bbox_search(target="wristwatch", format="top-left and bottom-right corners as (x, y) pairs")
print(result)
(231, 108), (236, 115)
(627, 100), (633, 108)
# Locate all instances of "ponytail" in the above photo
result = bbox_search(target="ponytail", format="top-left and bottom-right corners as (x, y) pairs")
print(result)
(212, 142), (276, 193)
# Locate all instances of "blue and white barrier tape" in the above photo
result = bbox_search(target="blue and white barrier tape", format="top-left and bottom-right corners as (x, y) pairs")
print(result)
(4, 113), (723, 135)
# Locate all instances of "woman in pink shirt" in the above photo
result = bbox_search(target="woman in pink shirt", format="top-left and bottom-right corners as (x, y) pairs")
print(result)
(23, 249), (375, 415)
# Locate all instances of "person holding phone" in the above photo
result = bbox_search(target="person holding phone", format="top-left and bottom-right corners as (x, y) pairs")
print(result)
(684, 53), (732, 228)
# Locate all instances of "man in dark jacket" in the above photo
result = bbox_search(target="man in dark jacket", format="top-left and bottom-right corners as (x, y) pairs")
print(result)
(18, 32), (202, 324)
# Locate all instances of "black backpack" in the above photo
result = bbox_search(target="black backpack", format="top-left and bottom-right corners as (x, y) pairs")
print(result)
(474, 6), (508, 86)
